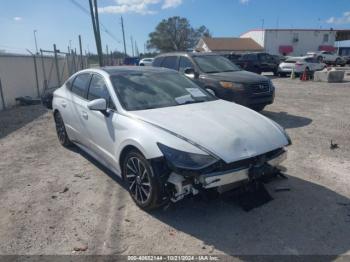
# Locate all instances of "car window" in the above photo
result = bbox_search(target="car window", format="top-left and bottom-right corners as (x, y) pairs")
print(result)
(305, 58), (315, 63)
(241, 54), (257, 61)
(161, 56), (178, 70)
(110, 71), (217, 111)
(193, 55), (240, 73)
(71, 73), (91, 98)
(152, 57), (163, 67)
(259, 54), (267, 61)
(88, 74), (115, 109)
(179, 57), (194, 73)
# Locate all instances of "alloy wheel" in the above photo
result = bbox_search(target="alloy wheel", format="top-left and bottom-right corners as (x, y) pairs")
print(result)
(125, 157), (152, 205)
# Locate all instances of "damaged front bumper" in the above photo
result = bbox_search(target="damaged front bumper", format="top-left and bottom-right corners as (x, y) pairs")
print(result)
(200, 148), (287, 188)
(166, 148), (287, 202)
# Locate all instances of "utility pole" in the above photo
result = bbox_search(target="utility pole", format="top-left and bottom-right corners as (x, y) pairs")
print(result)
(78, 35), (83, 69)
(121, 16), (127, 57)
(89, 0), (103, 66)
(130, 36), (134, 57)
(135, 40), (139, 57)
(53, 44), (61, 86)
(33, 30), (39, 54)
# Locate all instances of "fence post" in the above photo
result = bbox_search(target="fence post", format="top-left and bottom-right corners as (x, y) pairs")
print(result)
(79, 35), (84, 70)
(0, 78), (6, 110)
(53, 44), (61, 86)
(33, 55), (40, 97)
(40, 50), (48, 91)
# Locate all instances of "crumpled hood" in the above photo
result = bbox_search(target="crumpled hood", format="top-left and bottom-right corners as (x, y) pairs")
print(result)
(207, 70), (268, 83)
(130, 100), (289, 163)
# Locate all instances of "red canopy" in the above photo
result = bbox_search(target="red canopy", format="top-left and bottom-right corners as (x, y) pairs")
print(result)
(319, 45), (336, 52)
(279, 45), (293, 54)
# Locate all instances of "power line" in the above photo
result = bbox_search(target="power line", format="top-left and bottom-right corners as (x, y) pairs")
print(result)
(69, 0), (121, 44)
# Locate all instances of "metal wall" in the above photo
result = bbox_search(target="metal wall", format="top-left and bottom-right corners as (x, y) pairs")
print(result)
(0, 53), (87, 110)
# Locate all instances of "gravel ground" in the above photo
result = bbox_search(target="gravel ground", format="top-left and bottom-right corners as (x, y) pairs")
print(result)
(0, 78), (350, 257)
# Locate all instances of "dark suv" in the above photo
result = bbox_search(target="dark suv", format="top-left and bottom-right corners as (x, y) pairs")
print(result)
(153, 52), (275, 111)
(231, 52), (279, 75)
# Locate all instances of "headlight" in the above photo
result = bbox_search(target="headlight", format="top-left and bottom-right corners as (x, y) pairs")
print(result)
(219, 81), (244, 90)
(273, 121), (292, 145)
(157, 143), (218, 170)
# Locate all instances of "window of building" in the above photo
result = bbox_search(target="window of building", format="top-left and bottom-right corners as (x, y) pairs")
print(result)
(323, 34), (329, 43)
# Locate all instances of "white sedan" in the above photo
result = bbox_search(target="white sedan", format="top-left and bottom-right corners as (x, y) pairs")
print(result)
(52, 67), (291, 210)
(139, 58), (154, 66)
(278, 56), (326, 76)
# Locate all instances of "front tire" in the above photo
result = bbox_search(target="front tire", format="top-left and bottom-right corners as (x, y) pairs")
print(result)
(54, 111), (72, 147)
(123, 150), (161, 210)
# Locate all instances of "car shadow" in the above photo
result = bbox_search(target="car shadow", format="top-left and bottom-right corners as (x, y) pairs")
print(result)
(262, 111), (313, 129)
(0, 104), (48, 140)
(67, 145), (127, 190)
(150, 175), (350, 256)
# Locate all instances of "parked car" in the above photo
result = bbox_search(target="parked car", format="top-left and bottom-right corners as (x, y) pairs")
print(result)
(222, 53), (242, 64)
(52, 67), (291, 210)
(139, 58), (154, 66)
(307, 51), (345, 66)
(278, 56), (327, 77)
(153, 52), (275, 111)
(123, 57), (140, 65)
(234, 52), (280, 75)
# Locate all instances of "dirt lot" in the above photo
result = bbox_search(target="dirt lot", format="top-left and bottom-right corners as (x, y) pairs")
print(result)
(0, 77), (350, 257)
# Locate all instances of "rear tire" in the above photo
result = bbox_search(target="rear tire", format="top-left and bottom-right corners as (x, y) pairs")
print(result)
(335, 58), (340, 66)
(54, 111), (72, 147)
(123, 150), (162, 210)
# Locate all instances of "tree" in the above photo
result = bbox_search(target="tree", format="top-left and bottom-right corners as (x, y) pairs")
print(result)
(147, 16), (211, 52)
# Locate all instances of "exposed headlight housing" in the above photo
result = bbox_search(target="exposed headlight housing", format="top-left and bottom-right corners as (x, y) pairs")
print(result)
(157, 143), (218, 171)
(219, 81), (244, 90)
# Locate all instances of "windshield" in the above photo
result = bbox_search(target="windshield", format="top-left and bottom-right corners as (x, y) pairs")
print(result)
(110, 71), (217, 111)
(193, 55), (241, 73)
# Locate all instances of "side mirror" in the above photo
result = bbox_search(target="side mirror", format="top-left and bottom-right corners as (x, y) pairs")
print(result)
(184, 67), (196, 79)
(206, 88), (216, 96)
(87, 98), (107, 112)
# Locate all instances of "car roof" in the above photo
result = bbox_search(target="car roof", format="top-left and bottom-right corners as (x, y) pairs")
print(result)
(101, 66), (174, 75)
(155, 52), (223, 58)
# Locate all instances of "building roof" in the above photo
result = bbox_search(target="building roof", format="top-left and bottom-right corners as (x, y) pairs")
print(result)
(199, 37), (263, 52)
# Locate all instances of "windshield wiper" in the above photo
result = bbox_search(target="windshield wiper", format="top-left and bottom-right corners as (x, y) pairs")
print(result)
(221, 69), (237, 72)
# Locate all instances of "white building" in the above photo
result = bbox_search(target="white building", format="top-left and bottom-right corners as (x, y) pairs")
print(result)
(240, 29), (338, 56)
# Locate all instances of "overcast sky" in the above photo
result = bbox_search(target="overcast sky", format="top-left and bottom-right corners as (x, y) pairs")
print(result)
(1, 0), (349, 55)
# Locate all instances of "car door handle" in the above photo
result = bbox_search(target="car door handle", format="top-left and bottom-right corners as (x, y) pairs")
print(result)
(82, 111), (88, 119)
(61, 101), (67, 108)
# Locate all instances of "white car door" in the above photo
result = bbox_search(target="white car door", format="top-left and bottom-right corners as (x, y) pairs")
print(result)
(84, 74), (118, 166)
(65, 73), (92, 147)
